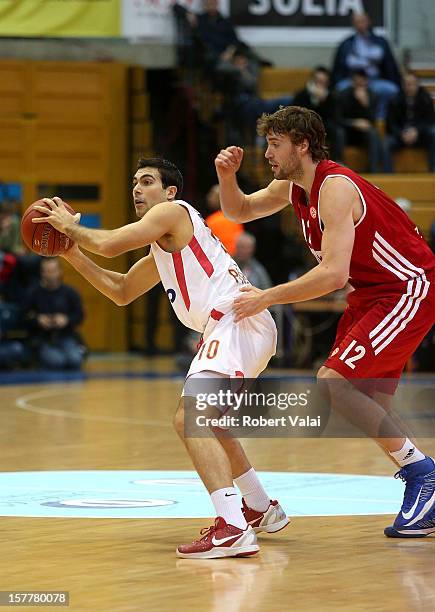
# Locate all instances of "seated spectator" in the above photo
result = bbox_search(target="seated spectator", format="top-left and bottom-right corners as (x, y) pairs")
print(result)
(0, 200), (25, 256)
(293, 66), (345, 163)
(172, 2), (204, 75)
(25, 258), (85, 370)
(0, 301), (27, 369)
(383, 71), (435, 173)
(205, 184), (243, 255)
(0, 336), (26, 370)
(394, 197), (412, 213)
(336, 69), (383, 172)
(0, 200), (41, 302)
(233, 232), (272, 290)
(216, 46), (292, 143)
(193, 0), (271, 70)
(331, 11), (400, 119)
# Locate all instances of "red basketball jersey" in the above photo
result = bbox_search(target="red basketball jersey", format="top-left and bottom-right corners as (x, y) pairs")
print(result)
(291, 160), (435, 296)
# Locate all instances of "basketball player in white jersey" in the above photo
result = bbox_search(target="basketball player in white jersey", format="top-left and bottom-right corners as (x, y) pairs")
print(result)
(33, 157), (288, 559)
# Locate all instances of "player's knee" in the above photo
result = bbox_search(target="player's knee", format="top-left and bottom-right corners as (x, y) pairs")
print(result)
(317, 366), (332, 380)
(316, 366), (348, 402)
(317, 366), (345, 380)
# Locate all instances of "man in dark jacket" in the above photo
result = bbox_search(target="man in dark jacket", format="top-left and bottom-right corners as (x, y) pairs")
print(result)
(383, 71), (435, 172)
(293, 66), (345, 162)
(193, 0), (270, 69)
(336, 69), (383, 172)
(216, 47), (292, 143)
(26, 257), (85, 369)
(331, 12), (400, 118)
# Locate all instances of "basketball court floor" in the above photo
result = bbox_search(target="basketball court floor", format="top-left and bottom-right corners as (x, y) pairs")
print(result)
(1, 356), (434, 611)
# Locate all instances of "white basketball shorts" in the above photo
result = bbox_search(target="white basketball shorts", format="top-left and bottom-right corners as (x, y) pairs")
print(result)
(184, 308), (277, 387)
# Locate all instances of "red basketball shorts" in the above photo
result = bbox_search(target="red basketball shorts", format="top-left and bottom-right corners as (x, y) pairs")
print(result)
(324, 275), (435, 394)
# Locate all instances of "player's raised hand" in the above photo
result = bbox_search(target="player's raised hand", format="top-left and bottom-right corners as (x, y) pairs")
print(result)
(215, 146), (244, 179)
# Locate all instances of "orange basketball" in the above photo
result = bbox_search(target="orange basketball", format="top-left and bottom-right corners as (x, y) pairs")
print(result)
(20, 199), (76, 257)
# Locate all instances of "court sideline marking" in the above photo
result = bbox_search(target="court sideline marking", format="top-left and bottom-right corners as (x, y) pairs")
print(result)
(15, 387), (170, 427)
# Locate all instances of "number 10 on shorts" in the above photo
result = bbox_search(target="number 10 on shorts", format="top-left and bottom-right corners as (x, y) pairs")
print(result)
(198, 340), (220, 360)
(338, 339), (366, 369)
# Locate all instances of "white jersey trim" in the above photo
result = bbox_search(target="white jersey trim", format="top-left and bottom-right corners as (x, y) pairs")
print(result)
(368, 231), (429, 353)
(372, 250), (408, 281)
(372, 244), (410, 281)
(374, 232), (424, 276)
(317, 174), (367, 233)
(370, 278), (430, 355)
(288, 181), (293, 204)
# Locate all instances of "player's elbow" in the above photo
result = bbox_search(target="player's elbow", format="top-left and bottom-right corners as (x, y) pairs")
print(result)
(322, 263), (349, 290)
(111, 278), (129, 306)
(113, 294), (129, 307)
(219, 208), (237, 223)
(331, 270), (349, 290)
(221, 198), (251, 224)
(100, 241), (121, 258)
(116, 291), (137, 306)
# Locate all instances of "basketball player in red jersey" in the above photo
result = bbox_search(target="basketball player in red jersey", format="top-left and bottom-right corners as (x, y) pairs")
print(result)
(32, 158), (288, 558)
(215, 106), (435, 538)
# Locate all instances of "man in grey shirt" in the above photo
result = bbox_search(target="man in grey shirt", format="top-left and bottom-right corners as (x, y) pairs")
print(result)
(234, 232), (272, 290)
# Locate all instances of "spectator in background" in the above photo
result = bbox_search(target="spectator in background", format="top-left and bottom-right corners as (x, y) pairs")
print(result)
(205, 184), (243, 255)
(0, 333), (26, 370)
(395, 197), (412, 214)
(233, 232), (272, 290)
(0, 300), (27, 370)
(0, 199), (41, 302)
(216, 46), (292, 143)
(331, 11), (400, 119)
(384, 71), (435, 173)
(194, 0), (270, 70)
(336, 69), (383, 172)
(0, 200), (25, 256)
(25, 258), (85, 369)
(293, 66), (345, 163)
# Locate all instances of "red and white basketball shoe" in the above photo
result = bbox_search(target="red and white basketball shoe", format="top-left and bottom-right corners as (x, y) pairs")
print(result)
(242, 499), (289, 534)
(176, 517), (259, 559)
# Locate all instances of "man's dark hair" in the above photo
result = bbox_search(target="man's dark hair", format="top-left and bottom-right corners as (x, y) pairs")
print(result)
(313, 65), (330, 77)
(351, 68), (368, 78)
(257, 106), (329, 162)
(137, 157), (183, 196)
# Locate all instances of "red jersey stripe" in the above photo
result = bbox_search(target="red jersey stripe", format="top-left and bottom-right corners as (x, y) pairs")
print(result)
(189, 235), (214, 277)
(172, 252), (191, 311)
(210, 309), (224, 321)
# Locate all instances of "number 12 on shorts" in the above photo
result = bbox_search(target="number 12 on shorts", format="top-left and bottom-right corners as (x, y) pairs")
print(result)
(338, 339), (366, 369)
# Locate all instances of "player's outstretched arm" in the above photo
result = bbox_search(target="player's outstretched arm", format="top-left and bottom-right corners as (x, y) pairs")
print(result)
(215, 147), (290, 223)
(62, 245), (160, 306)
(233, 179), (356, 321)
(33, 197), (185, 258)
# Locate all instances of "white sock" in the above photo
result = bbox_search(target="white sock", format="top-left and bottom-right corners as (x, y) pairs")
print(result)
(234, 468), (270, 512)
(389, 438), (426, 467)
(210, 487), (247, 530)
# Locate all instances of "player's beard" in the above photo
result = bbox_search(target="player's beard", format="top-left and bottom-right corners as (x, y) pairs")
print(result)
(286, 154), (304, 182)
(275, 155), (303, 182)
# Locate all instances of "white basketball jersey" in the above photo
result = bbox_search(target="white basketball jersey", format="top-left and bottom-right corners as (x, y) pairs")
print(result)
(150, 200), (250, 332)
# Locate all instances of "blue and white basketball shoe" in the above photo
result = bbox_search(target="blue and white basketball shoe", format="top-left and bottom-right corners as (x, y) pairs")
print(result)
(384, 456), (435, 538)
